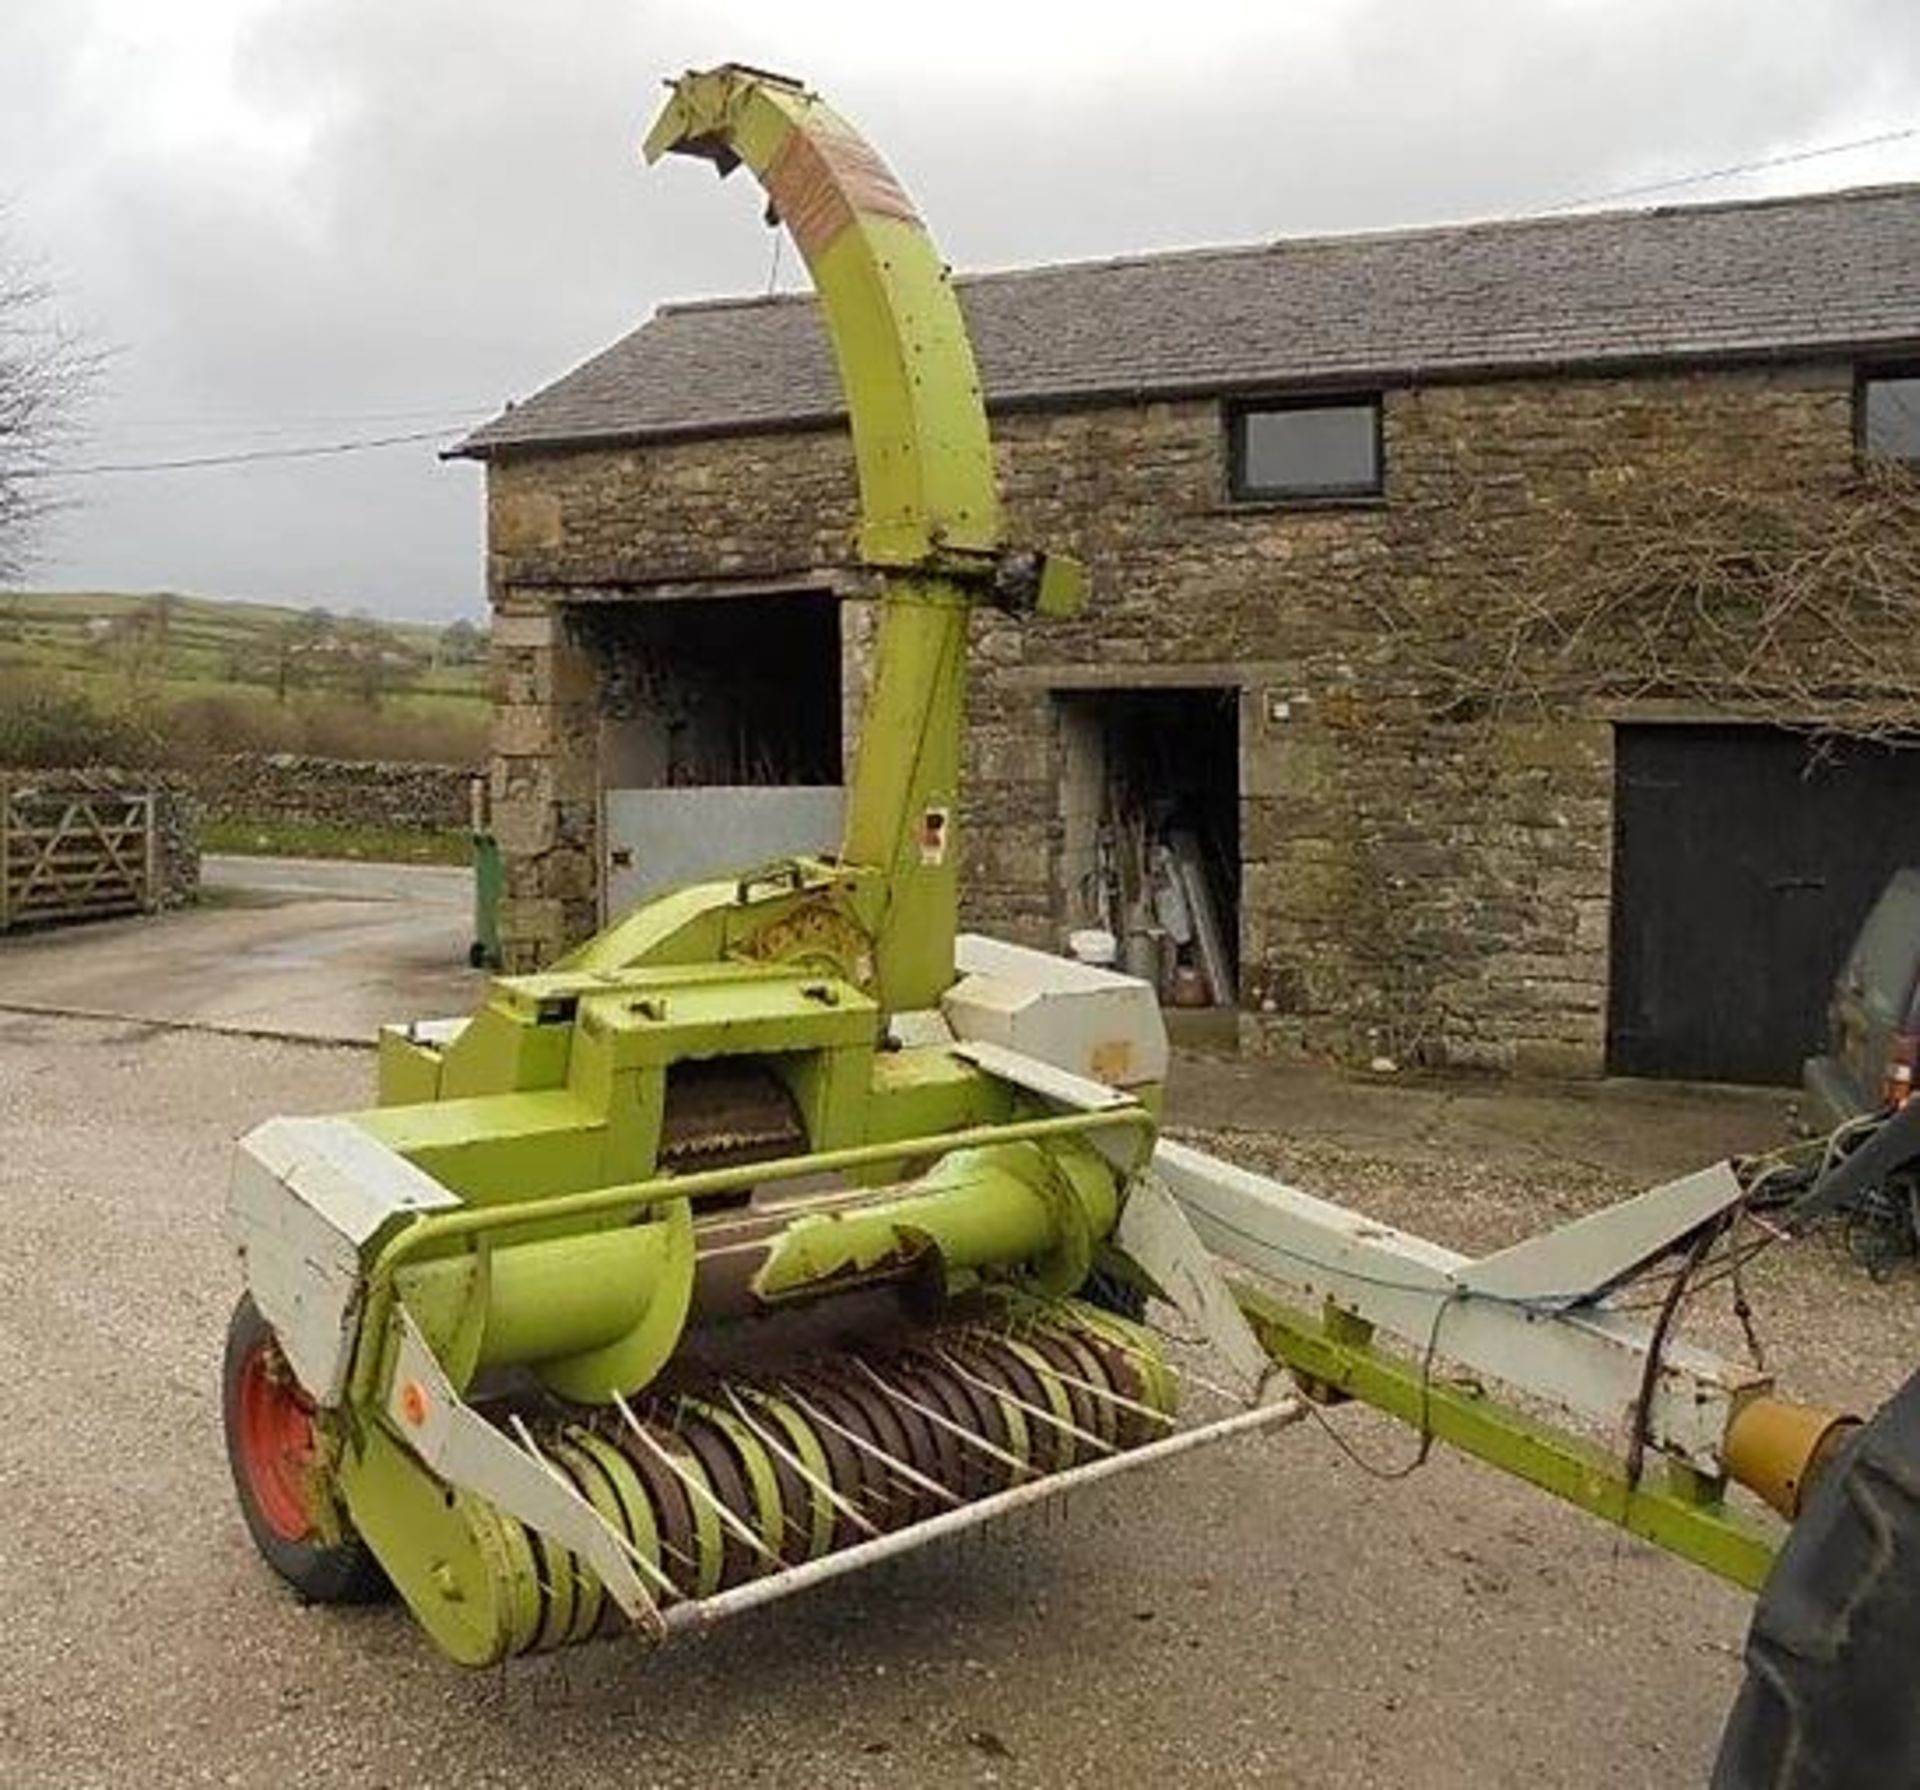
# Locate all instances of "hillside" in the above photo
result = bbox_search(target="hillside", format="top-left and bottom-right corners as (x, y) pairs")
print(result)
(0, 589), (489, 765)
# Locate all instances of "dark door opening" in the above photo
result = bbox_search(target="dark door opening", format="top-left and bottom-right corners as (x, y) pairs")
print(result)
(569, 590), (845, 921)
(573, 591), (842, 789)
(1055, 687), (1240, 1008)
(1609, 725), (1920, 1084)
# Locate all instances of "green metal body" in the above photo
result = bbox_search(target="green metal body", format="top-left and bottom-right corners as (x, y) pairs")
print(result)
(250, 68), (1787, 1665)
(280, 69), (1132, 1649)
(344, 66), (1111, 1385)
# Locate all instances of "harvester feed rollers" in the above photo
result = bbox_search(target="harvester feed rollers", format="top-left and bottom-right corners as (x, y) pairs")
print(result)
(483, 1299), (1176, 1657)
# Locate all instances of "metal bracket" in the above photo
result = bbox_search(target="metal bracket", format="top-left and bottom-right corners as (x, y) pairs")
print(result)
(384, 1312), (658, 1624)
(1114, 1173), (1275, 1399)
(1455, 1161), (1746, 1306)
(1152, 1139), (1769, 1473)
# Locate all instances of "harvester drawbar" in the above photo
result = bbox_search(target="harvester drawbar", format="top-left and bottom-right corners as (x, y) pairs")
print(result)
(222, 67), (1920, 1784)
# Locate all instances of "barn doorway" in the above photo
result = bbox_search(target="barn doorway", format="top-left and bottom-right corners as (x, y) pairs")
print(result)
(1608, 724), (1920, 1084)
(570, 591), (844, 918)
(575, 591), (841, 788)
(1054, 687), (1239, 1010)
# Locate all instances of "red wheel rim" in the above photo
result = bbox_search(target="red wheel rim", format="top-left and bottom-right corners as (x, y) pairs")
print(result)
(236, 1339), (317, 1544)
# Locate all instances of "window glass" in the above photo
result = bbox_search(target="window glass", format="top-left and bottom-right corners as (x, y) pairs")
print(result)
(1862, 375), (1920, 465)
(1232, 401), (1379, 500)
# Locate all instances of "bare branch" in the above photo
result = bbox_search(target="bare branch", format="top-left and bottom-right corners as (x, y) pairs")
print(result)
(0, 233), (101, 581)
(1372, 456), (1920, 744)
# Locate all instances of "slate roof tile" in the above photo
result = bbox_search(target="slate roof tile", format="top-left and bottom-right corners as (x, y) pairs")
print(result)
(456, 183), (1920, 456)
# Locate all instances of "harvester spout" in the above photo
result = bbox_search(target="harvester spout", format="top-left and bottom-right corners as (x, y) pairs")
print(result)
(645, 64), (1080, 1011)
(643, 63), (1001, 566)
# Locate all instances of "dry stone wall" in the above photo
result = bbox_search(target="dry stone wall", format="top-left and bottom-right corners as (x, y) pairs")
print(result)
(481, 360), (1864, 1072)
(196, 754), (474, 834)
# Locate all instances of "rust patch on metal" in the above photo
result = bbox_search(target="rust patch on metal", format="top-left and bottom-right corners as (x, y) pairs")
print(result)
(766, 121), (922, 260)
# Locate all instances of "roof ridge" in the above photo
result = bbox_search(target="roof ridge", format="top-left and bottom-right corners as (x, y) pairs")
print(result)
(649, 179), (1920, 319)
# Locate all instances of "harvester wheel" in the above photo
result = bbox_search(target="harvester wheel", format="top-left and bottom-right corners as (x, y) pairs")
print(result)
(1712, 1365), (1920, 1788)
(222, 1294), (389, 1605)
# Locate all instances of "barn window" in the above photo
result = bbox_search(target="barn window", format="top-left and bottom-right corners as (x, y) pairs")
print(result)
(1859, 371), (1920, 466)
(1227, 397), (1382, 502)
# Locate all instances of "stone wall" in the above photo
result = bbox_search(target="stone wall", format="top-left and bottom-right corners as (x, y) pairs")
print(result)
(480, 359), (1871, 1071)
(196, 753), (475, 834)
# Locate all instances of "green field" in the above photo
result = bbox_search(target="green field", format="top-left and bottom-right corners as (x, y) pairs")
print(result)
(0, 589), (489, 765)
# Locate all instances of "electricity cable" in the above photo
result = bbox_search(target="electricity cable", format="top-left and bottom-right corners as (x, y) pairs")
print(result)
(1543, 123), (1920, 212)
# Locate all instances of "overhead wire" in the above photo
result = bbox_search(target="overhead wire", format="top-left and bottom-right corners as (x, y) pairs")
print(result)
(1542, 122), (1920, 212)
(8, 422), (482, 478)
(8, 120), (1912, 484)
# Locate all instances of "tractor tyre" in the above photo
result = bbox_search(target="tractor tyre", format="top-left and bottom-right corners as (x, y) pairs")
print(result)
(222, 1292), (390, 1605)
(1712, 1364), (1920, 1788)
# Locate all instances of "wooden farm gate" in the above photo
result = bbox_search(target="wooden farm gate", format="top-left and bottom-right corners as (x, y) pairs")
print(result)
(0, 778), (158, 930)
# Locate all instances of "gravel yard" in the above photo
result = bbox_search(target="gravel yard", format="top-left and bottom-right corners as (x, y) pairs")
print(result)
(2, 1012), (1914, 1788)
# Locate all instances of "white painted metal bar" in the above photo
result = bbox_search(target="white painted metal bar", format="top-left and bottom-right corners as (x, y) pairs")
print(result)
(722, 1386), (882, 1539)
(949, 1039), (1136, 1111)
(657, 1395), (1307, 1637)
(384, 1315), (659, 1621)
(851, 1359), (1033, 1480)
(931, 1347), (1117, 1454)
(611, 1392), (784, 1566)
(1116, 1172), (1275, 1392)
(506, 1410), (678, 1600)
(1455, 1163), (1746, 1304)
(956, 1333), (1178, 1430)
(1153, 1138), (1769, 1471)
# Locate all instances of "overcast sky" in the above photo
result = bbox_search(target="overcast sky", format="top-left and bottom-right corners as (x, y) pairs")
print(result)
(4, 0), (1919, 621)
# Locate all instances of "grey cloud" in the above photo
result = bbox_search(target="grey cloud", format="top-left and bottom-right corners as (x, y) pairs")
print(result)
(6, 0), (1919, 616)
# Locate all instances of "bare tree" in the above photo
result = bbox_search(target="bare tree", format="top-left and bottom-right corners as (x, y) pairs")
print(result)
(1359, 456), (1920, 741)
(0, 232), (97, 582)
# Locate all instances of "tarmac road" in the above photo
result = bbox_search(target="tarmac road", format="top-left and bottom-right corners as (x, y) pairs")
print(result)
(0, 855), (478, 1040)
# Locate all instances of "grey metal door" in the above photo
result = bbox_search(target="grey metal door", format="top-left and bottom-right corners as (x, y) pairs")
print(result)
(600, 786), (844, 921)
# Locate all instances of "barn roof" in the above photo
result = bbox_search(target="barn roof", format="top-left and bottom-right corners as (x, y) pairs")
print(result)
(455, 182), (1920, 458)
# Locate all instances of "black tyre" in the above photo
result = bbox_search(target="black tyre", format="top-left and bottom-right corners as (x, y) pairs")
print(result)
(222, 1292), (389, 1605)
(1713, 1367), (1920, 1788)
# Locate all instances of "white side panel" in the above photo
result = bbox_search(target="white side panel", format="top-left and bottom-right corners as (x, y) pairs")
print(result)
(226, 1116), (459, 1405)
(945, 933), (1169, 1088)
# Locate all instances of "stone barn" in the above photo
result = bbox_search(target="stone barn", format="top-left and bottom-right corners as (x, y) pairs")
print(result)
(455, 182), (1920, 1084)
